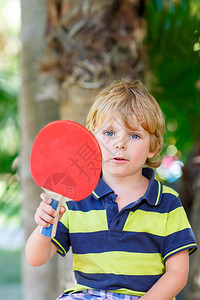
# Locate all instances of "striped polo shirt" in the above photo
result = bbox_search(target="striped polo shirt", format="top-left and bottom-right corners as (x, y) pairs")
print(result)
(52, 168), (197, 298)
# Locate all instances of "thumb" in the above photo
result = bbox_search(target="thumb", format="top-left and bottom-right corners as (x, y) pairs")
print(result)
(60, 206), (66, 215)
(59, 206), (66, 220)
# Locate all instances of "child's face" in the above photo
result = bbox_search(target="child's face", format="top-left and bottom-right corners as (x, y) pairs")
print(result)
(95, 116), (155, 179)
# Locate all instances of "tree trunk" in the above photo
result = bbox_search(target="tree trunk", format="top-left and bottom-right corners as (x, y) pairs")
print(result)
(19, 0), (146, 298)
(181, 170), (200, 300)
(60, 85), (99, 125)
(19, 0), (61, 299)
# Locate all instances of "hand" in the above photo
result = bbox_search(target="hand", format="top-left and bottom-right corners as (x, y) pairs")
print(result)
(34, 193), (66, 228)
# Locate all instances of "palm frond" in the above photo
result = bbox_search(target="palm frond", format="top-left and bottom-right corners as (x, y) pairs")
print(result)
(145, 0), (200, 160)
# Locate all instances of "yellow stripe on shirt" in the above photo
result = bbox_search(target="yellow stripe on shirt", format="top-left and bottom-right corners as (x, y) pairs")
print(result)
(73, 251), (165, 276)
(67, 210), (108, 233)
(124, 210), (168, 236)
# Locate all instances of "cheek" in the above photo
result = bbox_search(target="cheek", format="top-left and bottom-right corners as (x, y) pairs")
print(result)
(95, 137), (107, 158)
(96, 135), (113, 155)
(100, 146), (111, 160)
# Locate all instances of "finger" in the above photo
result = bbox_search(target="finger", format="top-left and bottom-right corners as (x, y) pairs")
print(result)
(39, 200), (57, 217)
(40, 192), (51, 204)
(35, 207), (56, 227)
(39, 204), (56, 221)
(35, 213), (51, 227)
(34, 210), (51, 227)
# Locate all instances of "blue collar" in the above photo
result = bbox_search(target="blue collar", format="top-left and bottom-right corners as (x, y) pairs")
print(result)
(92, 168), (162, 206)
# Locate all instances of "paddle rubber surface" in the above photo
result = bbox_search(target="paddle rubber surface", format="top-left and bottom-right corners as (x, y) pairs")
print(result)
(30, 120), (102, 201)
(30, 120), (102, 237)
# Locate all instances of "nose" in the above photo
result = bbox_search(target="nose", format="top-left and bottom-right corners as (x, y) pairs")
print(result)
(114, 138), (127, 150)
(114, 144), (126, 150)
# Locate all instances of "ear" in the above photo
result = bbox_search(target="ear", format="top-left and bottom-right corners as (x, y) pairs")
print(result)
(147, 151), (157, 159)
(147, 143), (161, 159)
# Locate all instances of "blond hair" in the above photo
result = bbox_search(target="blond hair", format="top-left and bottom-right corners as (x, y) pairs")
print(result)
(86, 79), (165, 168)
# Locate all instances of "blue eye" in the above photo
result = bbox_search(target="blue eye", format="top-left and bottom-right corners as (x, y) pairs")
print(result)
(103, 130), (114, 137)
(130, 133), (140, 139)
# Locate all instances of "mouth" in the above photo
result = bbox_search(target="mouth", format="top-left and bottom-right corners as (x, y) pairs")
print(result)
(112, 157), (128, 162)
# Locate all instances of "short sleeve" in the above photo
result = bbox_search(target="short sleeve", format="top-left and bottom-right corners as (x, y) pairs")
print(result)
(163, 196), (197, 262)
(52, 204), (71, 256)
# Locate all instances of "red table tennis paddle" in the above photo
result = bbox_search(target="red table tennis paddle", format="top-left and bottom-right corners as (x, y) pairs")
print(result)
(30, 120), (102, 237)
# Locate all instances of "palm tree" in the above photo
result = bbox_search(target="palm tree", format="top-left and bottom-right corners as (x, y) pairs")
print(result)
(20, 0), (200, 299)
(20, 1), (146, 299)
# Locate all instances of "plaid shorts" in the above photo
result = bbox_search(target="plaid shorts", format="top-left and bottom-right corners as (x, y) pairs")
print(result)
(56, 289), (140, 300)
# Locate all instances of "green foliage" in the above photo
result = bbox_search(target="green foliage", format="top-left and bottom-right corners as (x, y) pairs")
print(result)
(0, 74), (19, 172)
(0, 0), (21, 222)
(145, 0), (200, 162)
(0, 250), (21, 283)
(0, 73), (20, 222)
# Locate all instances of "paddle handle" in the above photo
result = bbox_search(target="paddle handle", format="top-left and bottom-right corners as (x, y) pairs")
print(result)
(40, 198), (64, 238)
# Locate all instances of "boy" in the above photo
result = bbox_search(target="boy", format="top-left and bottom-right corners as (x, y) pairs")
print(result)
(26, 79), (197, 300)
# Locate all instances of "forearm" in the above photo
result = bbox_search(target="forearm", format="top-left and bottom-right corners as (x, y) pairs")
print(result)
(140, 250), (189, 300)
(25, 225), (57, 266)
(140, 268), (187, 300)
